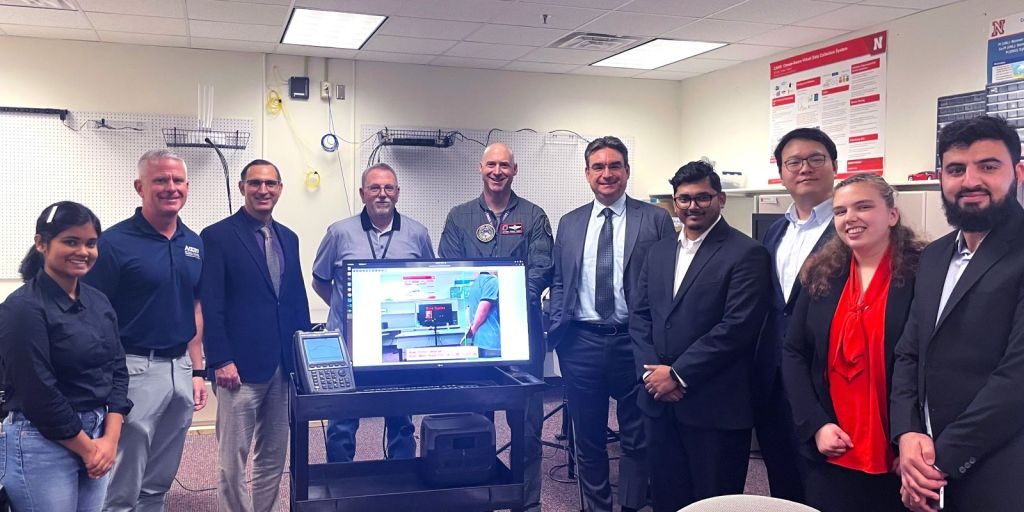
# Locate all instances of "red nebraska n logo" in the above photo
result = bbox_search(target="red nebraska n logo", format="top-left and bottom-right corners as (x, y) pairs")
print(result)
(872, 36), (884, 51)
(992, 19), (1006, 37)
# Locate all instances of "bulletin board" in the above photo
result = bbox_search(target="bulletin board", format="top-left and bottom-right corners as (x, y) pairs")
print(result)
(358, 124), (635, 250)
(0, 110), (255, 278)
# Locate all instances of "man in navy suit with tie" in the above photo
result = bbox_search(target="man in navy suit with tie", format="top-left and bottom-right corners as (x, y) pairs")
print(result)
(754, 128), (838, 502)
(548, 136), (675, 512)
(200, 159), (312, 512)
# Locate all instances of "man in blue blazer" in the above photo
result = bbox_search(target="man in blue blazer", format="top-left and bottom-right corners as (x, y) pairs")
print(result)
(548, 136), (675, 512)
(200, 159), (312, 512)
(753, 128), (838, 503)
(632, 161), (770, 511)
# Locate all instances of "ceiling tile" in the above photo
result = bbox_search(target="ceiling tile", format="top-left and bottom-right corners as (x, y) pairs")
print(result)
(633, 69), (700, 80)
(619, 0), (747, 18)
(189, 19), (282, 41)
(519, 46), (611, 64)
(395, 0), (506, 23)
(192, 37), (277, 52)
(361, 34), (456, 54)
(742, 25), (848, 47)
(660, 18), (779, 43)
(502, 61), (578, 73)
(659, 57), (738, 73)
(579, 11), (696, 37)
(275, 44), (360, 58)
(98, 31), (187, 47)
(699, 43), (787, 60)
(187, 0), (288, 26)
(354, 50), (436, 64)
(799, 4), (918, 30)
(858, 0), (958, 8)
(429, 55), (509, 69)
(489, 3), (601, 30)
(519, 0), (629, 9)
(0, 5), (89, 28)
(0, 24), (96, 40)
(445, 41), (534, 59)
(569, 66), (643, 77)
(293, 0), (405, 16)
(376, 16), (481, 40)
(87, 12), (187, 35)
(77, 0), (185, 18)
(711, 0), (845, 25)
(465, 24), (566, 47)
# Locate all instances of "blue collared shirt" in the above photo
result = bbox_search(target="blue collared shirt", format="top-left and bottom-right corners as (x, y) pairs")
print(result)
(312, 208), (434, 331)
(84, 208), (203, 351)
(776, 198), (833, 303)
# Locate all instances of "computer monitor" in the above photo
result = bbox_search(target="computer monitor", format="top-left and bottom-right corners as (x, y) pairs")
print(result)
(344, 258), (531, 372)
(752, 213), (785, 244)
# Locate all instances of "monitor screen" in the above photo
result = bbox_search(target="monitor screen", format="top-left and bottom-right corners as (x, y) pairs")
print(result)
(303, 335), (346, 365)
(344, 258), (530, 371)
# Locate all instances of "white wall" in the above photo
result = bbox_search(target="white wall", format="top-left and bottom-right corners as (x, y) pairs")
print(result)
(679, 0), (1022, 186)
(0, 37), (683, 308)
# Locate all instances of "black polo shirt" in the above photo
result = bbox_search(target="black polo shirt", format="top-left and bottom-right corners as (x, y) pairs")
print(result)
(84, 208), (202, 351)
(0, 272), (132, 440)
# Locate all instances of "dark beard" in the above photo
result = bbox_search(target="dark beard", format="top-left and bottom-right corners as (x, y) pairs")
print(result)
(941, 180), (1020, 232)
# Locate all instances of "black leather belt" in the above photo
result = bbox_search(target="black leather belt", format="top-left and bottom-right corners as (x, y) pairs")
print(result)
(124, 344), (187, 359)
(572, 321), (629, 336)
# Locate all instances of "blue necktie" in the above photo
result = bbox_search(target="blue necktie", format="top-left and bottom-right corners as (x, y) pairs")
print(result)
(595, 208), (615, 320)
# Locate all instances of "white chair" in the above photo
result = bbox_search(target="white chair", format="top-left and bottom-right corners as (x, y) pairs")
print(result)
(678, 494), (821, 512)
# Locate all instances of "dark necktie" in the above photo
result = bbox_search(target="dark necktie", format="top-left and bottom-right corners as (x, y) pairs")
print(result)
(595, 208), (615, 320)
(260, 226), (281, 296)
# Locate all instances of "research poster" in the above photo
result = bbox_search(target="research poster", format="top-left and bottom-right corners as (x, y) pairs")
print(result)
(769, 32), (887, 184)
(988, 10), (1024, 84)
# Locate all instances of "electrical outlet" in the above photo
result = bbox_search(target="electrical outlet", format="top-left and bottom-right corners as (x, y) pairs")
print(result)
(320, 81), (331, 100)
(336, 84), (345, 100)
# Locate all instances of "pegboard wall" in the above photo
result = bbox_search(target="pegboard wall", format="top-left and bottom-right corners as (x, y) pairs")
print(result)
(0, 110), (255, 279)
(358, 125), (635, 251)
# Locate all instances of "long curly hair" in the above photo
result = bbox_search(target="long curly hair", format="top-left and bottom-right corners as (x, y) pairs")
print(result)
(800, 174), (926, 298)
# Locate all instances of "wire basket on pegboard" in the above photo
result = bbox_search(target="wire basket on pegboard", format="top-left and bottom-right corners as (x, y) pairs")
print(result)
(163, 128), (250, 149)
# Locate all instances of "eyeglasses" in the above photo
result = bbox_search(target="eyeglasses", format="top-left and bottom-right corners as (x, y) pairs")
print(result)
(366, 184), (397, 195)
(673, 193), (716, 208)
(783, 154), (830, 172)
(245, 179), (281, 190)
(589, 162), (626, 172)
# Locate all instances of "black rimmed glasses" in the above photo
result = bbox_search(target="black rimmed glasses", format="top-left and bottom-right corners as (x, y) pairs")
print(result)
(783, 154), (829, 172)
(673, 193), (716, 208)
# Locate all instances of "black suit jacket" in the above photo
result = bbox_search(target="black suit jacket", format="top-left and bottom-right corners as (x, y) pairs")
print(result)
(630, 218), (771, 430)
(890, 203), (1024, 484)
(200, 210), (312, 383)
(782, 268), (914, 461)
(754, 216), (836, 399)
(548, 196), (675, 348)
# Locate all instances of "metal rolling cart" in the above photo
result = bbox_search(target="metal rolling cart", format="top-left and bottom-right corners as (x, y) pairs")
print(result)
(288, 366), (543, 511)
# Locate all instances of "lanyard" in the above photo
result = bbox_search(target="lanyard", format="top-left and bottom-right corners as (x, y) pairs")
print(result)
(484, 208), (513, 231)
(365, 228), (393, 260)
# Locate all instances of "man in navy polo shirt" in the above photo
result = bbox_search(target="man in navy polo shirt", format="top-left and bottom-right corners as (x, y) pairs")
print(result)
(86, 149), (208, 512)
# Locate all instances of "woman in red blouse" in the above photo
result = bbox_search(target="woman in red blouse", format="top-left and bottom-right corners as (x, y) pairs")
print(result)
(782, 174), (925, 511)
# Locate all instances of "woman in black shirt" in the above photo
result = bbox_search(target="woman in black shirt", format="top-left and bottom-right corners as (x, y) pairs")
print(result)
(0, 201), (132, 512)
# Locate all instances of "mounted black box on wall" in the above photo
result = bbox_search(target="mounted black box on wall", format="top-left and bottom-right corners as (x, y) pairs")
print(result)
(289, 77), (310, 100)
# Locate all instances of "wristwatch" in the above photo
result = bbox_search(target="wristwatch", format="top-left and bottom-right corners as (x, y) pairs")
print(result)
(192, 369), (207, 378)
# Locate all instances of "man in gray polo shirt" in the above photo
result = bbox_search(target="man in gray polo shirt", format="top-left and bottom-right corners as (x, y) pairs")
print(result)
(312, 163), (434, 462)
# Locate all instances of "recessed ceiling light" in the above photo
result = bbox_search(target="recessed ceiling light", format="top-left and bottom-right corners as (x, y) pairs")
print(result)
(281, 8), (386, 50)
(592, 39), (726, 70)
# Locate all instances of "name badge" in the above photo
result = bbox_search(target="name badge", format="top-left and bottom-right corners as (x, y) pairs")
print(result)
(500, 223), (524, 235)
